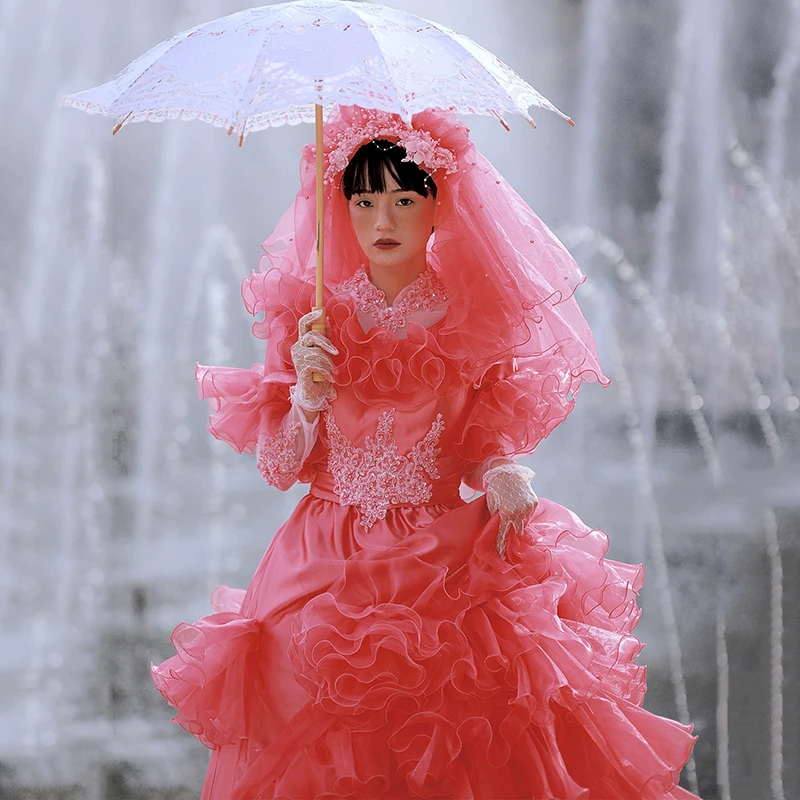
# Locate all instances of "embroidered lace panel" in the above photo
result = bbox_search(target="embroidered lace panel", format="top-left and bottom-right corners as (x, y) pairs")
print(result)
(256, 420), (302, 489)
(324, 408), (445, 529)
(336, 267), (448, 332)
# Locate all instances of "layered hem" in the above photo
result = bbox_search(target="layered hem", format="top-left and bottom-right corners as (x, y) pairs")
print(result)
(151, 497), (698, 799)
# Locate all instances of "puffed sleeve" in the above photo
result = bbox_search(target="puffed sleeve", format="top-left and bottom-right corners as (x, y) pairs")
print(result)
(455, 348), (585, 484)
(195, 331), (319, 491)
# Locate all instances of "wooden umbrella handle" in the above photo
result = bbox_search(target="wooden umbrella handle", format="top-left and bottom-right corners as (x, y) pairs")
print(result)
(312, 102), (327, 383)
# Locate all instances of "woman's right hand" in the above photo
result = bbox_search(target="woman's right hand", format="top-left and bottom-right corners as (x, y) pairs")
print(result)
(289, 308), (339, 414)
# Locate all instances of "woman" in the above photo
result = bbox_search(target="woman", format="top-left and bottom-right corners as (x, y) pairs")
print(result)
(152, 105), (700, 799)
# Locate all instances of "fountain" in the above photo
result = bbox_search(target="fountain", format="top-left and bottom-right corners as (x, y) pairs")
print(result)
(0, 1), (798, 798)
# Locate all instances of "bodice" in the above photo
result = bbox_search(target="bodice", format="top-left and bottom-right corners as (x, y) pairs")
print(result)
(310, 381), (475, 529)
(203, 262), (583, 530)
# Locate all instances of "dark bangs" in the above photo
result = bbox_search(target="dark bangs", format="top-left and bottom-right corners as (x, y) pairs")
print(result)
(342, 139), (437, 200)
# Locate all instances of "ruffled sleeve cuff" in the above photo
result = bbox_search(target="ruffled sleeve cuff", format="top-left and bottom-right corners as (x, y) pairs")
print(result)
(196, 362), (295, 455)
(455, 347), (594, 472)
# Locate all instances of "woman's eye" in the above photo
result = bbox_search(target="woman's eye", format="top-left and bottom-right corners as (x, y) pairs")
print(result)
(397, 197), (413, 206)
(356, 199), (372, 208)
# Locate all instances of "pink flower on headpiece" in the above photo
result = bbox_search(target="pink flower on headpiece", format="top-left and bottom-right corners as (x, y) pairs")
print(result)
(323, 107), (458, 185)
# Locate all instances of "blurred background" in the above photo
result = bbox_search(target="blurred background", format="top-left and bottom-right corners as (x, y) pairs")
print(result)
(1, 0), (799, 798)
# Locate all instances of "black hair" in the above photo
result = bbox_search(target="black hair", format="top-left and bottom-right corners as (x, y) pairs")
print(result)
(342, 139), (438, 200)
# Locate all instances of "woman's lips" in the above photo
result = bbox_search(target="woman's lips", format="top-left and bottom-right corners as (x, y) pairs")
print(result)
(374, 241), (400, 250)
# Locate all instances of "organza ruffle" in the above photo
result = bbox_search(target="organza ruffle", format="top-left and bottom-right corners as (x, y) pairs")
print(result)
(196, 362), (266, 455)
(454, 347), (597, 466)
(244, 268), (461, 411)
(174, 497), (698, 799)
(240, 267), (603, 466)
(196, 334), (299, 457)
(150, 607), (266, 751)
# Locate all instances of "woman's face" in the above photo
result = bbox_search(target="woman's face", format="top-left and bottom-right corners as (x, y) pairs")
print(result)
(347, 168), (436, 271)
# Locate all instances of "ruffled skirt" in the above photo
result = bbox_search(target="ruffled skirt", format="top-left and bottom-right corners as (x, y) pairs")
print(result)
(151, 493), (699, 799)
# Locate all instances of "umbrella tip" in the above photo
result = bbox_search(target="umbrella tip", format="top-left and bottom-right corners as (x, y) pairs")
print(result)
(566, 117), (575, 127)
(112, 111), (134, 136)
(492, 111), (511, 131)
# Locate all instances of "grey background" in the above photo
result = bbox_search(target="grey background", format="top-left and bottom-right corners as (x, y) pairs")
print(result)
(0, 0), (799, 798)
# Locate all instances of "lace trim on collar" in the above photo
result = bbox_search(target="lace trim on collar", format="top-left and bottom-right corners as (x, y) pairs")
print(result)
(336, 267), (448, 332)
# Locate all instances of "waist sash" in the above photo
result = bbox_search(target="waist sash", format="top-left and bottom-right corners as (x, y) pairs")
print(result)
(309, 470), (462, 509)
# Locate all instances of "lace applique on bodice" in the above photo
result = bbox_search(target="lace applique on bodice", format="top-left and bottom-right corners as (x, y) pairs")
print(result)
(324, 408), (445, 529)
(336, 267), (448, 333)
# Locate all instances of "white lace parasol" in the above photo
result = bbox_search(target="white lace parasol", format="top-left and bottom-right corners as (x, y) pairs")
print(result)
(62, 0), (571, 139)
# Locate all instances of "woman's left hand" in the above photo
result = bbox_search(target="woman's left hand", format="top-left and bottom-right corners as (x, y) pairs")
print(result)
(482, 463), (539, 560)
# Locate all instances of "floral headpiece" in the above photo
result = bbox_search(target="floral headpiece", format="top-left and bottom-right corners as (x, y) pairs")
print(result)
(323, 108), (459, 185)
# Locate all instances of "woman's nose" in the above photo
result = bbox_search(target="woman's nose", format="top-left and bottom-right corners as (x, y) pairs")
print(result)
(374, 204), (395, 231)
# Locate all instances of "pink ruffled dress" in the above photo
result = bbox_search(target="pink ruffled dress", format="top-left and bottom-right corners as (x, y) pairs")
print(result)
(151, 262), (700, 800)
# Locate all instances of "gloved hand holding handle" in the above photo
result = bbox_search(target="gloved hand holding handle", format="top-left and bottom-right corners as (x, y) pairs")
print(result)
(289, 308), (338, 415)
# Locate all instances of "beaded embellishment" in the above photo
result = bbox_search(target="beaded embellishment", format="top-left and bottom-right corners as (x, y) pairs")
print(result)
(256, 421), (302, 490)
(324, 408), (445, 530)
(324, 109), (458, 185)
(336, 267), (448, 332)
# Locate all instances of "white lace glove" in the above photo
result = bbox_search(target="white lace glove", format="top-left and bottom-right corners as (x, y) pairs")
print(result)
(483, 462), (539, 559)
(289, 308), (338, 413)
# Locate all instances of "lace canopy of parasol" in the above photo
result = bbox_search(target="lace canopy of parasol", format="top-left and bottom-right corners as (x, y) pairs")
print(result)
(62, 0), (572, 140)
